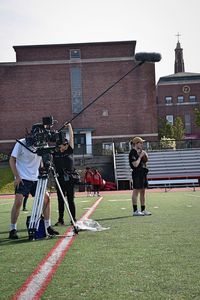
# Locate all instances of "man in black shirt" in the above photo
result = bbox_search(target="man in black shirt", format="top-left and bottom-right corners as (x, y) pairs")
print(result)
(129, 136), (151, 216)
(53, 123), (76, 225)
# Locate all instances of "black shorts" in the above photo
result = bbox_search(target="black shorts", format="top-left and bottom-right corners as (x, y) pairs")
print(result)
(132, 170), (148, 189)
(15, 179), (37, 197)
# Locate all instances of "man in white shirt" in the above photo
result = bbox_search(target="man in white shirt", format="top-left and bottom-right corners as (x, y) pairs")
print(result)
(9, 138), (59, 239)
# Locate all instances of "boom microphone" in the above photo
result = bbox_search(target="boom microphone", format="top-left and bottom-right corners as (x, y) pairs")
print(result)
(59, 51), (161, 131)
(135, 52), (162, 63)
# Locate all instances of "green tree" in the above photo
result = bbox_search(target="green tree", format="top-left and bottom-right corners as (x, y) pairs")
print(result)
(173, 117), (185, 140)
(158, 118), (174, 139)
(194, 106), (200, 127)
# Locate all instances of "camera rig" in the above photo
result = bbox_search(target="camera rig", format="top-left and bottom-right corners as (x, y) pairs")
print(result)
(26, 116), (65, 150)
(16, 116), (80, 238)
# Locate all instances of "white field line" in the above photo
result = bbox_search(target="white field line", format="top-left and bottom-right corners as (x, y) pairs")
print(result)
(108, 199), (130, 202)
(13, 196), (103, 300)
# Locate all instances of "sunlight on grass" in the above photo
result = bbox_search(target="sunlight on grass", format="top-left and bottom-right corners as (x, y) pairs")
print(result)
(1, 190), (200, 299)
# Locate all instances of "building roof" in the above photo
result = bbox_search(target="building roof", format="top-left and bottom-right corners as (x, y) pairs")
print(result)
(158, 72), (200, 84)
(13, 40), (136, 50)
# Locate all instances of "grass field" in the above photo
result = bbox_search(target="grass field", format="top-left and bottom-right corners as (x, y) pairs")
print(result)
(0, 165), (14, 194)
(1, 189), (200, 300)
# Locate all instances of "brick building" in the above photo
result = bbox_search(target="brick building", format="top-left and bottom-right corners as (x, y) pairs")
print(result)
(0, 41), (158, 154)
(157, 39), (200, 139)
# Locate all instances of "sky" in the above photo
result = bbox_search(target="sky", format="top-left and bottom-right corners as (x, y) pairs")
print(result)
(0, 0), (199, 82)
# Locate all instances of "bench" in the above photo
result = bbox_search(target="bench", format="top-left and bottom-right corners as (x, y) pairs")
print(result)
(148, 176), (199, 191)
(114, 149), (200, 190)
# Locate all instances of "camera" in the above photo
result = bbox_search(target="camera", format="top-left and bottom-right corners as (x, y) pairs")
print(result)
(26, 116), (66, 152)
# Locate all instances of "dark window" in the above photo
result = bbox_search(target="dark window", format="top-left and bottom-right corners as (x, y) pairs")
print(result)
(74, 134), (86, 155)
(166, 115), (173, 125)
(189, 95), (196, 102)
(185, 114), (191, 134)
(177, 96), (184, 103)
(70, 67), (83, 114)
(165, 96), (172, 104)
(70, 49), (81, 59)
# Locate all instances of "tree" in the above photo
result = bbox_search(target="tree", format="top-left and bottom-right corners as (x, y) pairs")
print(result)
(173, 117), (185, 140)
(158, 116), (185, 141)
(194, 106), (200, 127)
(158, 118), (174, 139)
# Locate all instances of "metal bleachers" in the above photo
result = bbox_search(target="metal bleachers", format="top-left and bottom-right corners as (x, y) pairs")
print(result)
(114, 149), (200, 189)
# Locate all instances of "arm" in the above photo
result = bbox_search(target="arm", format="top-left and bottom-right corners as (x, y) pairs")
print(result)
(132, 151), (146, 168)
(9, 156), (23, 188)
(65, 123), (74, 149)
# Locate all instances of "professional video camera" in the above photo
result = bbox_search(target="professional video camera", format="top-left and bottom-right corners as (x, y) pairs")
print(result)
(26, 116), (66, 153)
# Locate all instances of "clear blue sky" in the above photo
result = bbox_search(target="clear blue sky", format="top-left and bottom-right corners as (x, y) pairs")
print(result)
(0, 0), (199, 82)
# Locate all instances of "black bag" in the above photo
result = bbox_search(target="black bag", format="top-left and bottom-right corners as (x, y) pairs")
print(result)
(63, 169), (81, 185)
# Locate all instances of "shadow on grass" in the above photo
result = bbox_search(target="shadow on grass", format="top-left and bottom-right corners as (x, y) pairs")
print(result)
(0, 233), (52, 246)
(0, 228), (31, 246)
(95, 215), (132, 222)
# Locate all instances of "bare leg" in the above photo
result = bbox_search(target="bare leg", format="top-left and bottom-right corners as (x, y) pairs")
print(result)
(132, 189), (139, 206)
(43, 192), (50, 221)
(11, 194), (23, 224)
(139, 189), (146, 206)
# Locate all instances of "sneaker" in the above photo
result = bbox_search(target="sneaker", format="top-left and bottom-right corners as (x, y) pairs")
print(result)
(54, 220), (65, 226)
(47, 226), (59, 236)
(9, 229), (19, 239)
(142, 210), (152, 216)
(133, 210), (145, 216)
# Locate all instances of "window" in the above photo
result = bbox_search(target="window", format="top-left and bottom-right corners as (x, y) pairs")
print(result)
(189, 95), (196, 102)
(120, 142), (130, 152)
(102, 143), (113, 155)
(165, 96), (172, 104)
(70, 49), (81, 59)
(185, 114), (191, 134)
(102, 109), (109, 117)
(70, 67), (83, 113)
(166, 115), (174, 125)
(102, 143), (113, 151)
(177, 96), (184, 103)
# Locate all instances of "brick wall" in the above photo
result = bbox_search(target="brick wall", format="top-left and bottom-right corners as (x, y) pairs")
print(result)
(157, 80), (200, 136)
(0, 41), (157, 149)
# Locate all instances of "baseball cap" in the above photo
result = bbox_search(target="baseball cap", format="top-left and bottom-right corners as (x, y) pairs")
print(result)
(132, 136), (145, 144)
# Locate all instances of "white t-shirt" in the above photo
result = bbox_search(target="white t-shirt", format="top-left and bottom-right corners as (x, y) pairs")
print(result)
(11, 138), (42, 181)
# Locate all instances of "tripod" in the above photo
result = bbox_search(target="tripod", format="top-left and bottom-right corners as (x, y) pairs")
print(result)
(28, 154), (77, 240)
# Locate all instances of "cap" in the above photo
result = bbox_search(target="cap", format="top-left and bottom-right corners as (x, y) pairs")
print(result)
(132, 136), (145, 144)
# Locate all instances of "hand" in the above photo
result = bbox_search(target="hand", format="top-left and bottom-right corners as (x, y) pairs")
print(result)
(64, 122), (71, 128)
(14, 176), (23, 189)
(139, 150), (145, 158)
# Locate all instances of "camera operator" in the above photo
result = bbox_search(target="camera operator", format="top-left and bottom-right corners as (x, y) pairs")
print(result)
(53, 123), (76, 226)
(9, 136), (59, 239)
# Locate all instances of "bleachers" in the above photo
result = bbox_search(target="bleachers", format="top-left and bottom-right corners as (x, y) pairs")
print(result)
(114, 149), (200, 189)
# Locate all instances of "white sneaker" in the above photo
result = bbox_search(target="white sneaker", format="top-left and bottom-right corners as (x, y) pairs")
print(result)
(142, 210), (152, 216)
(133, 210), (145, 216)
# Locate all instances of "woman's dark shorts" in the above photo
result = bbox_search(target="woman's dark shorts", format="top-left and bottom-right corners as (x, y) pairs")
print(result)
(132, 169), (148, 189)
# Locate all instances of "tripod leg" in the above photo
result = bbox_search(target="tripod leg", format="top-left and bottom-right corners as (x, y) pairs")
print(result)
(54, 176), (76, 227)
(29, 177), (48, 232)
(29, 178), (42, 229)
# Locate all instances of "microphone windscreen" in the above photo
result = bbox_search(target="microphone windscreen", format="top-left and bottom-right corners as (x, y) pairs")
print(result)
(135, 52), (162, 63)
